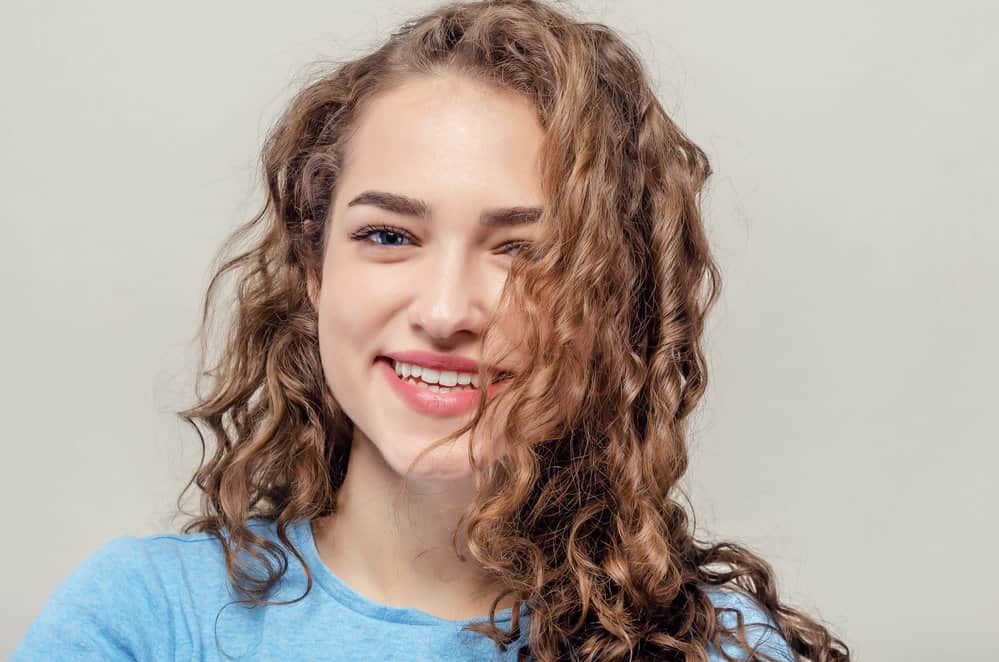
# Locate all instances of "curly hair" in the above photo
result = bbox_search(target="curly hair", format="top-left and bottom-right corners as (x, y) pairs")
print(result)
(175, 1), (850, 660)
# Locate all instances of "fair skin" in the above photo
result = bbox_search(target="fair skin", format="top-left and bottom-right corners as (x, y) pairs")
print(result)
(306, 72), (544, 620)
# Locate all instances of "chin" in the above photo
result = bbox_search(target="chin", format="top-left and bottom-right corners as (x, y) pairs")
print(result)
(380, 431), (479, 482)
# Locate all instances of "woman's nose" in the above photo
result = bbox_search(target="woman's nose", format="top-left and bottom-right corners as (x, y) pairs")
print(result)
(407, 247), (488, 343)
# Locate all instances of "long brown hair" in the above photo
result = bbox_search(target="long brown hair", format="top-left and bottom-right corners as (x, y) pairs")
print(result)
(176, 1), (850, 660)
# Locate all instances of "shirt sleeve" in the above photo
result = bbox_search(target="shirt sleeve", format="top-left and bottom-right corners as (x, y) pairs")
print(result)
(710, 588), (797, 662)
(10, 534), (173, 662)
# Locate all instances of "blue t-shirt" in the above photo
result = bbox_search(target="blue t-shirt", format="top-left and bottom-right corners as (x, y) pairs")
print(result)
(12, 517), (794, 661)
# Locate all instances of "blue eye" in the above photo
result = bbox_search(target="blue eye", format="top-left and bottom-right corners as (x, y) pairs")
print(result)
(350, 224), (413, 247)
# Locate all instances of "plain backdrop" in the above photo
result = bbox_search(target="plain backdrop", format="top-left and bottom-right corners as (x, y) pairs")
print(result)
(2, 1), (996, 660)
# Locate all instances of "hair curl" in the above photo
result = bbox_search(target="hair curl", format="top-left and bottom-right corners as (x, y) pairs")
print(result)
(176, 1), (850, 660)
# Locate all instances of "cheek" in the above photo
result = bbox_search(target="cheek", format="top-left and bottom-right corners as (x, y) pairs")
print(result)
(316, 255), (377, 343)
(314, 281), (368, 390)
(484, 300), (533, 372)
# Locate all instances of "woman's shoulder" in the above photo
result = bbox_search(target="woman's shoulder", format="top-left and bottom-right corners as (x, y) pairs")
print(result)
(127, 516), (286, 568)
(55, 517), (283, 585)
(11, 518), (290, 661)
(702, 585), (796, 662)
(13, 532), (178, 660)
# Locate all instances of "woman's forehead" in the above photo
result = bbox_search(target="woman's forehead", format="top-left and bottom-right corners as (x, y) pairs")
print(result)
(338, 74), (545, 201)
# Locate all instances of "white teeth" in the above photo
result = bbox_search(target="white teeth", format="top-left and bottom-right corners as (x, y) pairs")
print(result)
(392, 360), (481, 388)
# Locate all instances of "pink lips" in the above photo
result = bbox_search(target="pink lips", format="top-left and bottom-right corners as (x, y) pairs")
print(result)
(377, 358), (510, 418)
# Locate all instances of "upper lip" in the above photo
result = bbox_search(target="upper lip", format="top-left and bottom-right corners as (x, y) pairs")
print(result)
(381, 350), (511, 376)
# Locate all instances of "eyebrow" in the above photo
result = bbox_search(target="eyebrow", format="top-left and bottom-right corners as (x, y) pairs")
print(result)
(346, 190), (543, 227)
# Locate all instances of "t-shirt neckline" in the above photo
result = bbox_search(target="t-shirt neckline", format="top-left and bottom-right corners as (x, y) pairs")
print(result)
(289, 517), (529, 627)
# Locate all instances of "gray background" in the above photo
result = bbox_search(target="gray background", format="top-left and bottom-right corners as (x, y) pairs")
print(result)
(2, 1), (996, 659)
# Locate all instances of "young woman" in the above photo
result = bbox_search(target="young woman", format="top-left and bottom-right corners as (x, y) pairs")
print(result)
(15, 1), (850, 660)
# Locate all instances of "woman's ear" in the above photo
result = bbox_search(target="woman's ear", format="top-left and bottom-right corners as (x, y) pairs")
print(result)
(303, 218), (320, 237)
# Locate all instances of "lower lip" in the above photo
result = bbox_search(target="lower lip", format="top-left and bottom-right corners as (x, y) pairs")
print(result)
(377, 358), (511, 418)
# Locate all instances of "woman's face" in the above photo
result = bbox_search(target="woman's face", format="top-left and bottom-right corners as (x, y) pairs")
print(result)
(308, 73), (544, 481)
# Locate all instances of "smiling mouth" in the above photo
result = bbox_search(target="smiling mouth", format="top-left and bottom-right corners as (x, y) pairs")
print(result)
(380, 357), (513, 390)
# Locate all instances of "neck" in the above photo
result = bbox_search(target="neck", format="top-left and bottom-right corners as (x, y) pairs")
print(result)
(311, 429), (513, 621)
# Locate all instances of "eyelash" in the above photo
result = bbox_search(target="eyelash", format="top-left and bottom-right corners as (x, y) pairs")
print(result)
(350, 224), (530, 257)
